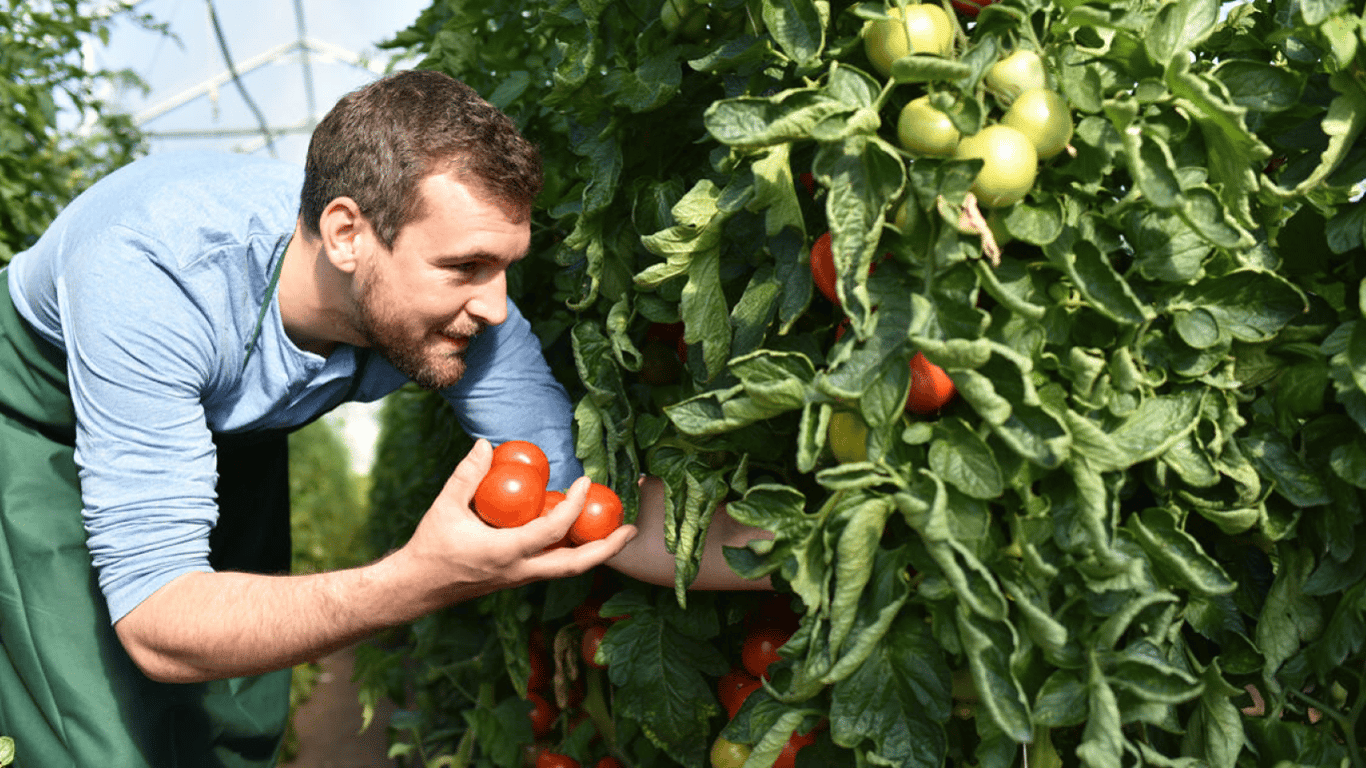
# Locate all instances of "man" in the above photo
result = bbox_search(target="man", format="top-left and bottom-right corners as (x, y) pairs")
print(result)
(0, 69), (647, 768)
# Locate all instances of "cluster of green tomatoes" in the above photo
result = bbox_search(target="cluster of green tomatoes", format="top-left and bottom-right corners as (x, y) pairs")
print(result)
(864, 3), (1075, 207)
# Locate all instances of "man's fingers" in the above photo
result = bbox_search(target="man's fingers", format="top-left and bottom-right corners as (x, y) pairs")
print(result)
(523, 524), (638, 580)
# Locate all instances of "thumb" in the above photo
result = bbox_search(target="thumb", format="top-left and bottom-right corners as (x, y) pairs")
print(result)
(435, 438), (495, 510)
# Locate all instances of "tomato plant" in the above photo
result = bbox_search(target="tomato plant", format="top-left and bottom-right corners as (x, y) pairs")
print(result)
(536, 751), (580, 768)
(862, 3), (954, 75)
(474, 461), (547, 528)
(826, 410), (869, 463)
(528, 692), (558, 739)
(717, 667), (762, 718)
(361, 0), (1366, 765)
(708, 737), (751, 768)
(953, 123), (1038, 207)
(493, 440), (552, 488)
(808, 231), (837, 304)
(740, 626), (789, 680)
(1001, 87), (1073, 159)
(568, 483), (623, 544)
(581, 624), (608, 669)
(905, 351), (956, 414)
(896, 96), (960, 157)
(984, 49), (1047, 101)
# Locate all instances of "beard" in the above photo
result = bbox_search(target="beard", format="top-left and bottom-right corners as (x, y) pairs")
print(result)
(353, 273), (483, 391)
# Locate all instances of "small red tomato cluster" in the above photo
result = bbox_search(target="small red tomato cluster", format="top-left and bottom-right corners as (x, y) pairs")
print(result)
(473, 440), (624, 545)
(712, 596), (821, 768)
(524, 572), (630, 768)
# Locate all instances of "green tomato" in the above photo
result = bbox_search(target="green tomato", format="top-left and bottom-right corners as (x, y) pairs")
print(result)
(660, 0), (709, 39)
(954, 124), (1037, 208)
(1001, 88), (1073, 159)
(828, 410), (869, 463)
(862, 4), (954, 77)
(985, 50), (1047, 101)
(710, 737), (752, 768)
(897, 96), (960, 156)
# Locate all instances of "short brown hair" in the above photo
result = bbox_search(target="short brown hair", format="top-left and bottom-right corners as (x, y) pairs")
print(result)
(300, 69), (542, 248)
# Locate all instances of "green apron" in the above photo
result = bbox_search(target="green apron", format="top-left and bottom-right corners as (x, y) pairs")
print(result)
(0, 265), (365, 767)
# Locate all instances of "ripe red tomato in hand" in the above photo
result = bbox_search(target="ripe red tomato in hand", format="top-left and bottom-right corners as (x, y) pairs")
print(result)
(527, 691), (558, 738)
(536, 751), (580, 768)
(810, 232), (838, 304)
(569, 483), (624, 544)
(905, 351), (957, 414)
(475, 461), (547, 528)
(718, 667), (762, 718)
(492, 439), (551, 488)
(742, 627), (789, 679)
(582, 624), (608, 669)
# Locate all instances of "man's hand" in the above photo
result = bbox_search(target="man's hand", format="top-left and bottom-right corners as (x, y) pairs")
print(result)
(391, 438), (638, 612)
(114, 439), (636, 684)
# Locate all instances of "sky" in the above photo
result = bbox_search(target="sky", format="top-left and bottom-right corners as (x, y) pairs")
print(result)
(90, 0), (436, 473)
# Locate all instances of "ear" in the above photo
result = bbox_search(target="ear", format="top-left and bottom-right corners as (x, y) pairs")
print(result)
(316, 196), (374, 274)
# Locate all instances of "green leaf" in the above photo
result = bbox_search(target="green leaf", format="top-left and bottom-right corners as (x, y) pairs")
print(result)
(705, 88), (851, 148)
(465, 695), (537, 767)
(1237, 424), (1331, 508)
(830, 611), (949, 768)
(1145, 0), (1218, 63)
(1033, 670), (1089, 727)
(1210, 59), (1303, 113)
(1045, 232), (1154, 325)
(829, 499), (894, 656)
(890, 55), (974, 83)
(1179, 662), (1244, 768)
(957, 607), (1033, 743)
(1256, 547), (1325, 684)
(1075, 656), (1124, 768)
(1128, 509), (1237, 596)
(601, 592), (729, 766)
(929, 417), (1005, 499)
(761, 0), (825, 68)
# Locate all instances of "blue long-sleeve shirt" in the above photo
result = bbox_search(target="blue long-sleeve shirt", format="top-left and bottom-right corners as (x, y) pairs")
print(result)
(7, 151), (581, 623)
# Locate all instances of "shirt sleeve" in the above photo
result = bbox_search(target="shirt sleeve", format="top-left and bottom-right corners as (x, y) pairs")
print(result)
(441, 298), (584, 491)
(60, 230), (223, 624)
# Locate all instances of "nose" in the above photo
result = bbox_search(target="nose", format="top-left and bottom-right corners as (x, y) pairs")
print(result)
(465, 267), (509, 327)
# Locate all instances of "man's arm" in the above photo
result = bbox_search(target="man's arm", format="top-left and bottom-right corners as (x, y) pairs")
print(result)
(606, 476), (774, 591)
(114, 439), (636, 684)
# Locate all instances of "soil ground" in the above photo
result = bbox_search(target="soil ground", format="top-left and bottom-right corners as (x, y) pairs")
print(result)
(280, 645), (398, 768)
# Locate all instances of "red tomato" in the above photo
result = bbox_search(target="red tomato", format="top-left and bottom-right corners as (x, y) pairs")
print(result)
(582, 624), (609, 669)
(772, 727), (818, 768)
(798, 171), (816, 196)
(540, 490), (572, 550)
(492, 439), (551, 488)
(741, 627), (789, 680)
(528, 645), (551, 692)
(810, 232), (838, 304)
(475, 461), (547, 528)
(569, 483), (624, 544)
(527, 691), (558, 738)
(951, 0), (994, 16)
(905, 352), (957, 414)
(718, 667), (762, 718)
(595, 758), (625, 768)
(536, 751), (580, 768)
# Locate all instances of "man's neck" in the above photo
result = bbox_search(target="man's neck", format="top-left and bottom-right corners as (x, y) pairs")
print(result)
(276, 221), (359, 357)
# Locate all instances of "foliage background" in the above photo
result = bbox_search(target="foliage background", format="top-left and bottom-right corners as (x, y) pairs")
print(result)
(360, 0), (1366, 766)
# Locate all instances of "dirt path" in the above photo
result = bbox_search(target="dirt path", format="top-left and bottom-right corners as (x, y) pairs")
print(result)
(281, 645), (397, 768)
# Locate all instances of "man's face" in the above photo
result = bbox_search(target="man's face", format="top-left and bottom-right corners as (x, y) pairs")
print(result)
(350, 172), (530, 390)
